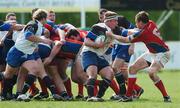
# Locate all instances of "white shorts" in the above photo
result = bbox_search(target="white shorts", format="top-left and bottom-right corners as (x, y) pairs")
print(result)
(139, 51), (170, 67)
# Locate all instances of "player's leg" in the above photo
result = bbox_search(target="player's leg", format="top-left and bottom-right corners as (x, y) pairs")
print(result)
(35, 58), (64, 101)
(112, 58), (126, 96)
(82, 51), (98, 101)
(121, 53), (149, 102)
(46, 64), (69, 100)
(1, 47), (21, 99)
(57, 58), (73, 98)
(71, 55), (88, 99)
(148, 52), (171, 102)
(16, 67), (28, 97)
(98, 66), (114, 99)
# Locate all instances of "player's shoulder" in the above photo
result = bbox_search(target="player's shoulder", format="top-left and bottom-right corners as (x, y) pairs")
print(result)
(147, 20), (158, 30)
(24, 20), (38, 32)
(91, 23), (108, 35)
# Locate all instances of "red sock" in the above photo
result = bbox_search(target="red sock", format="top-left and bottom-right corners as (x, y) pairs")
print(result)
(126, 77), (137, 97)
(94, 84), (98, 96)
(155, 80), (168, 97)
(133, 84), (142, 91)
(38, 78), (48, 94)
(29, 83), (38, 93)
(95, 80), (100, 85)
(110, 79), (119, 95)
(64, 78), (73, 96)
(78, 83), (84, 96)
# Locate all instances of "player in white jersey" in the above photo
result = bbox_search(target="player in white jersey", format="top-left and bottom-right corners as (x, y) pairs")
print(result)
(1, 9), (63, 101)
(81, 11), (118, 101)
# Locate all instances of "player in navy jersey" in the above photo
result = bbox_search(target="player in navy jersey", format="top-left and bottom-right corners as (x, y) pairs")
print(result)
(107, 11), (171, 102)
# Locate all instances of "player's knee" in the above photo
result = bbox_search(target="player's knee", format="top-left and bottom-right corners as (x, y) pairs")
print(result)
(4, 71), (14, 79)
(129, 65), (137, 74)
(104, 70), (114, 80)
(71, 75), (79, 83)
(148, 71), (156, 80)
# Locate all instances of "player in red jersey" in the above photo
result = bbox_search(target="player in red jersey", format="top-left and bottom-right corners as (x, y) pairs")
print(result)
(106, 11), (171, 102)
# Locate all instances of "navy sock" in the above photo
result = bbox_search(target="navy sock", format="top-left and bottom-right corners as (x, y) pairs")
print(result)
(97, 78), (111, 98)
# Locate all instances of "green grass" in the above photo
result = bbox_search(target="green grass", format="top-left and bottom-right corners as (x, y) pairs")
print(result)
(1, 70), (180, 108)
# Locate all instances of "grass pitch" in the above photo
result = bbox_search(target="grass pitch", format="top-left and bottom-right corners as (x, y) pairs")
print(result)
(0, 70), (180, 108)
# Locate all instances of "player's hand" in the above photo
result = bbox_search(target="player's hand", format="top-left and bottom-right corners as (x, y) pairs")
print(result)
(106, 31), (114, 37)
(60, 39), (66, 45)
(95, 41), (105, 48)
(43, 38), (53, 45)
(128, 44), (134, 55)
(43, 57), (53, 65)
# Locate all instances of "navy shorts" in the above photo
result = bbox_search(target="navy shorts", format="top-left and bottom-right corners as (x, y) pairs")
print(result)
(112, 44), (131, 62)
(6, 46), (40, 68)
(0, 39), (15, 64)
(82, 51), (109, 72)
(38, 43), (51, 59)
(0, 46), (4, 65)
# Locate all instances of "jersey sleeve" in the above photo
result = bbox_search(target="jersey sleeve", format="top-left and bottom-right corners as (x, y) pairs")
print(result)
(0, 22), (12, 31)
(86, 25), (107, 41)
(130, 31), (144, 43)
(24, 22), (38, 39)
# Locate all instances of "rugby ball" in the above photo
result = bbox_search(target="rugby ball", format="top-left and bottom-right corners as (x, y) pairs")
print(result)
(95, 35), (106, 43)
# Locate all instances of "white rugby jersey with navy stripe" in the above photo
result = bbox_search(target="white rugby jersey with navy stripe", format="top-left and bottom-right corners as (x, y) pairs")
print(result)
(82, 23), (114, 56)
(15, 20), (43, 54)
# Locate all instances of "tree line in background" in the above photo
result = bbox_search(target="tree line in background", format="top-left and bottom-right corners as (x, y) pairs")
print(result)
(0, 10), (179, 41)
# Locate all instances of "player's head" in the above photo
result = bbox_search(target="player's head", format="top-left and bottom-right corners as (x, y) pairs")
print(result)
(66, 29), (81, 41)
(104, 11), (118, 29)
(5, 12), (17, 24)
(98, 8), (108, 22)
(135, 11), (149, 29)
(33, 9), (48, 24)
(47, 10), (56, 22)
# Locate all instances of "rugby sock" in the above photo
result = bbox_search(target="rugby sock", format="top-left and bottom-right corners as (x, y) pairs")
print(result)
(2, 78), (12, 97)
(29, 83), (39, 95)
(38, 78), (48, 94)
(115, 72), (126, 95)
(155, 80), (168, 97)
(42, 76), (57, 94)
(94, 84), (98, 96)
(110, 79), (119, 95)
(94, 80), (100, 96)
(7, 75), (17, 95)
(64, 78), (73, 96)
(134, 84), (142, 91)
(86, 78), (96, 97)
(126, 74), (137, 97)
(95, 80), (100, 85)
(78, 83), (84, 96)
(22, 74), (36, 94)
(97, 78), (111, 98)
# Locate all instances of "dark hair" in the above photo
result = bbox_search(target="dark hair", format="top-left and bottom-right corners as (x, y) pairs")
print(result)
(66, 29), (80, 38)
(5, 12), (16, 20)
(48, 10), (55, 14)
(31, 8), (39, 15)
(99, 8), (108, 15)
(33, 9), (47, 21)
(135, 11), (149, 24)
